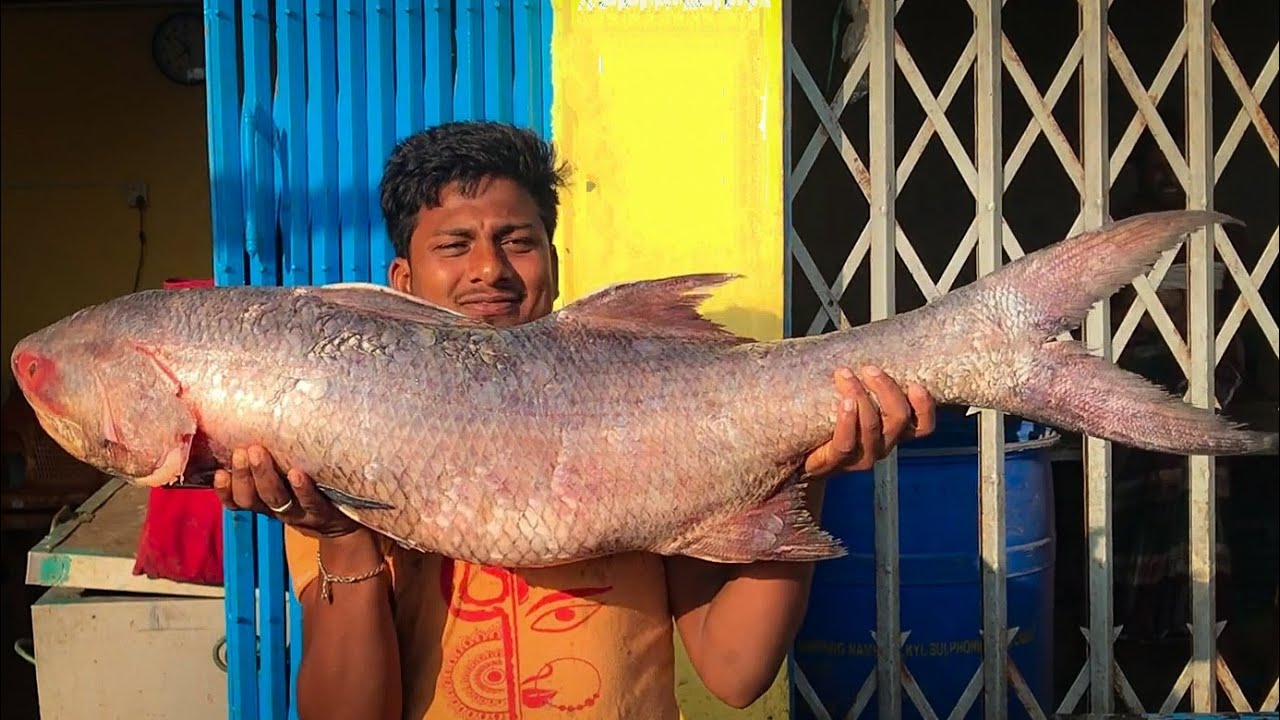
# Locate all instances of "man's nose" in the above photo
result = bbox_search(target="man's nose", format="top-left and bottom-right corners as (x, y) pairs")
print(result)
(468, 240), (515, 283)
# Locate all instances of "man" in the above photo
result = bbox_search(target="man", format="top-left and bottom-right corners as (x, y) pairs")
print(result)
(214, 121), (936, 719)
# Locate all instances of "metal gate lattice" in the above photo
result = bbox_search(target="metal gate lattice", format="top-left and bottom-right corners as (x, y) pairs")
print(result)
(785, 0), (1278, 717)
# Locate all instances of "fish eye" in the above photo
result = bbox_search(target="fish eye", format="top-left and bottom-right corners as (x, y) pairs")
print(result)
(26, 360), (38, 377)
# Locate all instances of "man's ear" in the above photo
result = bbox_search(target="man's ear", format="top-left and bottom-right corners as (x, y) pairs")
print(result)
(549, 243), (561, 303)
(388, 257), (411, 294)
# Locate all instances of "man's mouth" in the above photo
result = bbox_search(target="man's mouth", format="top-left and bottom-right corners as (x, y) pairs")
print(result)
(460, 295), (522, 317)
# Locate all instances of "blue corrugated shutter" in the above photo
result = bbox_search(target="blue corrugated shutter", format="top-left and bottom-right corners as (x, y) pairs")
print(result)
(200, 3), (554, 716)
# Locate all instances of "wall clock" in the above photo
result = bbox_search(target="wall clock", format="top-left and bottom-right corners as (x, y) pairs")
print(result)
(152, 11), (205, 86)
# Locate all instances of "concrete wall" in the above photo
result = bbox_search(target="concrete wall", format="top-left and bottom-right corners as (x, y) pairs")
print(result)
(1, 4), (213, 398)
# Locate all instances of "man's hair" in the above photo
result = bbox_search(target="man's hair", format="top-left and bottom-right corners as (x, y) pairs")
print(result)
(379, 121), (570, 259)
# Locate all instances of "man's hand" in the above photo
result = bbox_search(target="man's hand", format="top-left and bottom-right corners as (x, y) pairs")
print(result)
(803, 366), (936, 478)
(212, 445), (362, 539)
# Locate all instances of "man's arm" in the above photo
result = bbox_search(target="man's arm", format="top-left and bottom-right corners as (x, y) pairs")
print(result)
(667, 366), (935, 708)
(215, 448), (403, 720)
(294, 529), (403, 720)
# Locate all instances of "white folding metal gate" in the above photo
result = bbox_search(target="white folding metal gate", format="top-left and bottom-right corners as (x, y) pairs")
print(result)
(784, 0), (1278, 717)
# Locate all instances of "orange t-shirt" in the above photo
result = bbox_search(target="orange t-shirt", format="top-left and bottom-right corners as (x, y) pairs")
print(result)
(284, 528), (681, 720)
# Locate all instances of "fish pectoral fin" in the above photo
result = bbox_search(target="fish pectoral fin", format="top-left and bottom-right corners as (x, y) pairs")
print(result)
(664, 479), (847, 563)
(134, 435), (196, 487)
(311, 283), (491, 329)
(313, 483), (397, 511)
(95, 343), (198, 487)
(556, 274), (751, 343)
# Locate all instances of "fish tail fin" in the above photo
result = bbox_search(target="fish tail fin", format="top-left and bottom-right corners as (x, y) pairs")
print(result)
(1009, 340), (1275, 455)
(938, 209), (1274, 456)
(972, 209), (1239, 338)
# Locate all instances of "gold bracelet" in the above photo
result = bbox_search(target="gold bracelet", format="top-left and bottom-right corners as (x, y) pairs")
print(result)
(316, 547), (388, 603)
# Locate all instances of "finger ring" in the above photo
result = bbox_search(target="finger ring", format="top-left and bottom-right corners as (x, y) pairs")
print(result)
(267, 499), (294, 514)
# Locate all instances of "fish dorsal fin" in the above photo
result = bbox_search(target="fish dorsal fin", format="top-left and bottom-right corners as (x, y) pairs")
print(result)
(556, 273), (749, 343)
(310, 283), (490, 328)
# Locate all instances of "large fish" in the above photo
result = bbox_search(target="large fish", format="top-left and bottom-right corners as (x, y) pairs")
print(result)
(9, 210), (1276, 567)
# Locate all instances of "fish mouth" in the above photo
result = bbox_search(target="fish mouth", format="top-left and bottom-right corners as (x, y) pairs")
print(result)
(30, 404), (89, 463)
(12, 349), (69, 419)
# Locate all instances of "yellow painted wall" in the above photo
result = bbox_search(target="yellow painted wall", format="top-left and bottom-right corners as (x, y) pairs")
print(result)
(0, 6), (213, 399)
(549, 2), (789, 718)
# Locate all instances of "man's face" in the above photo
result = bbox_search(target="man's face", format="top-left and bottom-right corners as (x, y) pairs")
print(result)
(388, 177), (558, 328)
(1141, 151), (1182, 207)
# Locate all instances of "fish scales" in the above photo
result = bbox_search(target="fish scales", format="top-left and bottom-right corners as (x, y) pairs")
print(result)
(127, 286), (788, 564)
(10, 211), (1277, 567)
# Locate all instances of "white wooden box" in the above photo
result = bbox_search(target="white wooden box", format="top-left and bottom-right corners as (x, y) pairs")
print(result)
(30, 587), (228, 720)
(24, 479), (231, 719)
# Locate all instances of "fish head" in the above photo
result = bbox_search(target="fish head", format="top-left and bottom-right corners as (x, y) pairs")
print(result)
(11, 313), (197, 487)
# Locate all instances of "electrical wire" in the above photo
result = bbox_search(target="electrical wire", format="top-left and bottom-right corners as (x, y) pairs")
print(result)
(132, 199), (148, 293)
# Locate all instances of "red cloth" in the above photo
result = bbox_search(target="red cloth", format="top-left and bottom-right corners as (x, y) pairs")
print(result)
(131, 278), (225, 586)
(133, 486), (225, 585)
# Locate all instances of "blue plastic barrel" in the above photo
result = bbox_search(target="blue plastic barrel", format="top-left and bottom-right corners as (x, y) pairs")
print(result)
(791, 410), (1057, 720)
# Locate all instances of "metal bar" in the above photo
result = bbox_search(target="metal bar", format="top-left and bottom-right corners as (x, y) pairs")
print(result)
(367, 0), (396, 282)
(866, 0), (900, 716)
(895, 40), (977, 193)
(210, 12), (259, 720)
(513, 0), (543, 131)
(1214, 45), (1278, 180)
(484, 0), (514, 122)
(204, 1), (246, 289)
(288, 588), (303, 720)
(242, 0), (286, 716)
(308, 0), (341, 286)
(255, 512), (287, 720)
(782, 0), (793, 343)
(1080, 0), (1113, 713)
(275, 4), (311, 711)
(539, 0), (554, 139)
(242, 0), (276, 289)
(791, 227), (853, 330)
(455, 0), (485, 120)
(424, 0), (454, 128)
(1109, 31), (1193, 189)
(1213, 226), (1280, 354)
(339, 0), (371, 283)
(790, 51), (873, 203)
(203, 1), (258, 717)
(1000, 35), (1083, 192)
(1211, 31), (1279, 166)
(1262, 678), (1279, 712)
(280, 0), (311, 289)
(789, 38), (871, 191)
(899, 39), (976, 186)
(974, 2), (1007, 718)
(1161, 619), (1225, 712)
(395, 0), (424, 137)
(1217, 229), (1278, 360)
(1108, 30), (1186, 186)
(1185, 0), (1217, 711)
(1006, 630), (1049, 720)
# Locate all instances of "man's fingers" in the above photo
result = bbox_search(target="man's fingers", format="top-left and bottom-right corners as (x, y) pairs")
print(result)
(288, 469), (330, 516)
(248, 446), (298, 516)
(905, 382), (937, 438)
(860, 366), (912, 446)
(854, 368), (886, 460)
(212, 469), (237, 511)
(228, 448), (263, 512)
(830, 368), (862, 457)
